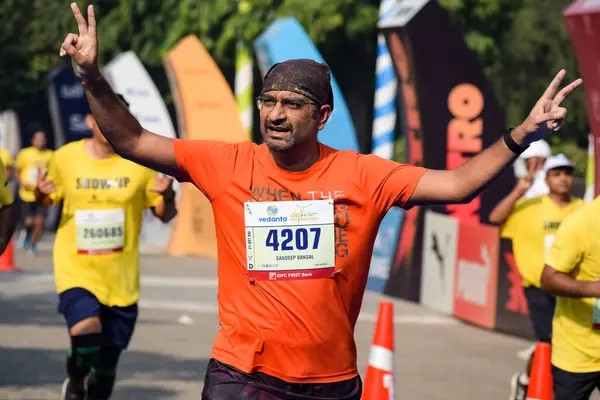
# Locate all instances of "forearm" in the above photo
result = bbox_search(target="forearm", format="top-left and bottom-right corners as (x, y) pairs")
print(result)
(0, 203), (18, 254)
(153, 198), (177, 223)
(451, 126), (525, 201)
(85, 75), (144, 157)
(489, 190), (523, 224)
(541, 265), (599, 298)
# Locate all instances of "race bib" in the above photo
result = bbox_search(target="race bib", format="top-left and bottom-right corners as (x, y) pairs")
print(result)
(27, 167), (39, 185)
(75, 209), (125, 255)
(544, 234), (556, 256)
(244, 200), (335, 281)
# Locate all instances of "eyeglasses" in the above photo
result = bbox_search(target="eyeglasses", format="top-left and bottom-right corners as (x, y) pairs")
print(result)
(256, 95), (318, 112)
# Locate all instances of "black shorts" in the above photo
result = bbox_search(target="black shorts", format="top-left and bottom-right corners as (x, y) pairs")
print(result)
(553, 365), (600, 400)
(524, 285), (556, 343)
(21, 200), (46, 218)
(58, 288), (138, 349)
(201, 358), (362, 400)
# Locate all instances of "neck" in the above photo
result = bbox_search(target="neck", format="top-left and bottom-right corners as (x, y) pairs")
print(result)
(548, 192), (570, 207)
(85, 138), (115, 160)
(269, 140), (320, 172)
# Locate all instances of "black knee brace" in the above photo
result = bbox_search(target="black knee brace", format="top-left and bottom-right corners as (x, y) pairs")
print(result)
(87, 346), (122, 400)
(67, 333), (102, 381)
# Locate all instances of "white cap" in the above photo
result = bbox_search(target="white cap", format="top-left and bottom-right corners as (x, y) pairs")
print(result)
(544, 153), (574, 174)
(519, 140), (551, 160)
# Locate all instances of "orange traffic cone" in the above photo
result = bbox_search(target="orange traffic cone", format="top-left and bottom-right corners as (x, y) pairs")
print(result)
(526, 342), (553, 400)
(362, 301), (395, 400)
(0, 238), (18, 272)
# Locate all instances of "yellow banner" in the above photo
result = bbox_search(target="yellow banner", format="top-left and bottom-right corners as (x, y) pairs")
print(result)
(164, 35), (246, 259)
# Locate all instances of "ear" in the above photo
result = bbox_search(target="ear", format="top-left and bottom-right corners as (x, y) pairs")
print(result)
(85, 114), (94, 129)
(317, 105), (332, 131)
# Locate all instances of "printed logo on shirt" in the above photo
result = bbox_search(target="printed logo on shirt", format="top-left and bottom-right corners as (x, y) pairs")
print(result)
(544, 221), (561, 230)
(250, 186), (351, 258)
(76, 177), (132, 190)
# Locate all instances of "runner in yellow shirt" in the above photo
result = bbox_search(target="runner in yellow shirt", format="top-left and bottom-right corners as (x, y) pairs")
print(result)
(35, 97), (177, 400)
(0, 162), (18, 255)
(0, 147), (14, 180)
(15, 130), (53, 254)
(489, 154), (583, 400)
(541, 196), (600, 400)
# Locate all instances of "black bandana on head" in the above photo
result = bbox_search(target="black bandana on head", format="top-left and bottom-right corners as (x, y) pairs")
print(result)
(260, 59), (334, 111)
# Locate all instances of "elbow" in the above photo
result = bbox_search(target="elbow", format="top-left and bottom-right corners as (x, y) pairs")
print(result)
(540, 265), (555, 293)
(447, 172), (477, 204)
(488, 211), (503, 226)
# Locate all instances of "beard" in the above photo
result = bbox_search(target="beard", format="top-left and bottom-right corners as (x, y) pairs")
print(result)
(263, 121), (295, 152)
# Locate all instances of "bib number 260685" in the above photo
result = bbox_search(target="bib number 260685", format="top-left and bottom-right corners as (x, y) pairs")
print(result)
(244, 200), (335, 281)
(75, 209), (125, 255)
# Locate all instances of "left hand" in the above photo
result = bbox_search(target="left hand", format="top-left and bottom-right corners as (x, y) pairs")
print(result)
(150, 174), (175, 198)
(516, 69), (583, 145)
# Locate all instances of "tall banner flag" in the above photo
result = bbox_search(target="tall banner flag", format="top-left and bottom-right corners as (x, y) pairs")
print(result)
(47, 65), (92, 147)
(564, 0), (600, 199)
(164, 35), (247, 259)
(586, 133), (596, 203)
(380, 0), (514, 301)
(103, 51), (179, 249)
(0, 110), (21, 156)
(366, 0), (404, 293)
(372, 0), (398, 159)
(254, 17), (360, 152)
(235, 0), (254, 140)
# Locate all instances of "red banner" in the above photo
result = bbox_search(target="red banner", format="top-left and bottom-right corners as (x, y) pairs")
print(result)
(564, 1), (600, 197)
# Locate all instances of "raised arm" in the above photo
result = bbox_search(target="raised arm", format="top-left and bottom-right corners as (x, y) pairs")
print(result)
(59, 3), (180, 180)
(488, 175), (533, 224)
(406, 70), (582, 207)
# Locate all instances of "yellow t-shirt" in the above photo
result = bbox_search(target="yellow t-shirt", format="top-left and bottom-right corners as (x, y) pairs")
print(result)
(501, 195), (583, 288)
(0, 163), (13, 209)
(47, 140), (163, 307)
(0, 148), (14, 168)
(15, 147), (53, 202)
(546, 197), (600, 373)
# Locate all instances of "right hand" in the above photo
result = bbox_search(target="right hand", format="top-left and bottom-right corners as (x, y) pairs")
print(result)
(59, 3), (100, 83)
(36, 170), (56, 196)
(514, 176), (533, 196)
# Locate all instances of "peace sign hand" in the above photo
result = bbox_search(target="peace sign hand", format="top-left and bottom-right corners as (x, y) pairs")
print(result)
(518, 69), (583, 145)
(59, 3), (100, 84)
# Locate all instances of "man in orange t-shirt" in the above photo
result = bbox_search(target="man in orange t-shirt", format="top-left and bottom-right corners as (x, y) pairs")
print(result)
(60, 4), (581, 398)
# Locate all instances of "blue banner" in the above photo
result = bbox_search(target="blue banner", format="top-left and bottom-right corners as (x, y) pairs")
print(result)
(47, 65), (92, 147)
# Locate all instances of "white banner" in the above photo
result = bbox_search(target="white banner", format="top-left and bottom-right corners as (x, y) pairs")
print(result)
(420, 210), (459, 315)
(0, 110), (21, 157)
(103, 51), (178, 249)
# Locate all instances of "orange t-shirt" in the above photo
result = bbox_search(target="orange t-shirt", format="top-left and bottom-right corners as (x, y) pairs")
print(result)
(172, 139), (426, 383)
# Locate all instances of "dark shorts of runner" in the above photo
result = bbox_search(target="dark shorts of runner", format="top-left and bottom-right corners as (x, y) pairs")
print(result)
(553, 365), (600, 400)
(58, 288), (138, 349)
(201, 358), (362, 400)
(20, 200), (46, 218)
(524, 285), (556, 343)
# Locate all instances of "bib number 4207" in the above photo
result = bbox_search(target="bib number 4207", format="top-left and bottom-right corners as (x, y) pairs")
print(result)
(265, 227), (321, 251)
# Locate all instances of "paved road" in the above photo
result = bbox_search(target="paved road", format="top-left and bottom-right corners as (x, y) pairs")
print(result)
(0, 237), (537, 399)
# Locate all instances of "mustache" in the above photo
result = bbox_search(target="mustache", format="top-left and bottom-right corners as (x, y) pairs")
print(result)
(265, 120), (292, 131)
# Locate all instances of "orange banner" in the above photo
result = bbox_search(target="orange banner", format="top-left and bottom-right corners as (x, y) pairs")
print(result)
(164, 35), (246, 259)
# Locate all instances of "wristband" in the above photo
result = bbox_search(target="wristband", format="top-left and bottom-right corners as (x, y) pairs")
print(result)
(504, 127), (529, 155)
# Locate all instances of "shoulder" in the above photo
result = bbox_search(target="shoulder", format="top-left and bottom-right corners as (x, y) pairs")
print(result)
(559, 201), (593, 233)
(17, 147), (32, 157)
(571, 197), (585, 208)
(513, 196), (543, 213)
(54, 141), (81, 158)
